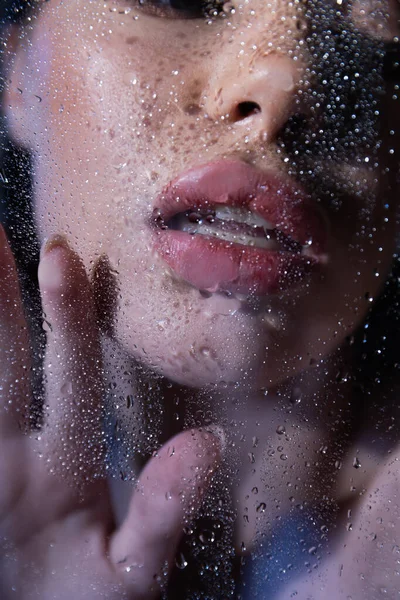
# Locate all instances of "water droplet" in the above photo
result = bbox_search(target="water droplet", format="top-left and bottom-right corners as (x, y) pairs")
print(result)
(175, 553), (188, 570)
(42, 318), (52, 332)
(276, 425), (286, 435)
(60, 380), (73, 395)
(200, 346), (211, 357)
(183, 525), (193, 535)
(256, 502), (267, 513)
(290, 387), (302, 404)
(199, 529), (215, 544)
(248, 452), (255, 464)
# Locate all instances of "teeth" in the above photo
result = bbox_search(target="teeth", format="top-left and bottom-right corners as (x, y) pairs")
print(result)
(168, 206), (279, 249)
(214, 206), (274, 229)
(183, 223), (280, 249)
(165, 206), (306, 251)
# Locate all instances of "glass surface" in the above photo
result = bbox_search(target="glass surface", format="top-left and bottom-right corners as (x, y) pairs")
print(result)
(0, 0), (399, 598)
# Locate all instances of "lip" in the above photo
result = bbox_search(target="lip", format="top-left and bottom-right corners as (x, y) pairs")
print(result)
(151, 160), (327, 295)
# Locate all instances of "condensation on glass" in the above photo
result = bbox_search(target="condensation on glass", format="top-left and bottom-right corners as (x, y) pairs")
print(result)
(0, 0), (399, 598)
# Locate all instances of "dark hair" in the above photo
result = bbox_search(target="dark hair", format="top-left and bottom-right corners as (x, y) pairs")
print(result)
(0, 0), (43, 413)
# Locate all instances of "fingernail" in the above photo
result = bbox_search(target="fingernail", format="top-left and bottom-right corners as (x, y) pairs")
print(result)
(40, 234), (69, 258)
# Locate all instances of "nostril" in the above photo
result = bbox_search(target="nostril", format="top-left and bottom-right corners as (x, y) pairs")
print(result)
(234, 101), (261, 121)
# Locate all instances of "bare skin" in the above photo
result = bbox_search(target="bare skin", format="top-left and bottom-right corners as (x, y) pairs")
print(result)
(1, 0), (400, 598)
(277, 447), (400, 599)
(0, 228), (222, 600)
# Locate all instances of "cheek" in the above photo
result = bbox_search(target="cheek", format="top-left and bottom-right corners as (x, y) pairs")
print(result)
(34, 37), (206, 246)
(33, 53), (144, 229)
(112, 282), (275, 388)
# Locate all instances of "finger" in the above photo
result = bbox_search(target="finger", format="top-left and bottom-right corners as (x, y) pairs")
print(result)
(110, 427), (223, 599)
(36, 235), (105, 486)
(0, 223), (32, 436)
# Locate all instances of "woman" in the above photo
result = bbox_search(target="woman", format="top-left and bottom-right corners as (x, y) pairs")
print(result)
(0, 0), (399, 597)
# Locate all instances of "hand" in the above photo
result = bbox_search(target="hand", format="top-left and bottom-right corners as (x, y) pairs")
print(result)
(0, 227), (222, 600)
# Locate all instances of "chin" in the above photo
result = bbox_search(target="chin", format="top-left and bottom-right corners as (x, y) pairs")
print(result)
(119, 329), (288, 392)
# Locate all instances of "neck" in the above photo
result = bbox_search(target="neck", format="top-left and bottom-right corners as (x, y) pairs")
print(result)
(104, 335), (353, 549)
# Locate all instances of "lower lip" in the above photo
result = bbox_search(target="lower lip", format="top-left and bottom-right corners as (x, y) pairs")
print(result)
(153, 229), (317, 295)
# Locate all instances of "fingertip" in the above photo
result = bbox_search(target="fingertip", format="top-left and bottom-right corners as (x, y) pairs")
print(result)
(38, 242), (68, 293)
(161, 427), (224, 473)
(40, 233), (69, 258)
(184, 427), (225, 468)
(150, 428), (224, 510)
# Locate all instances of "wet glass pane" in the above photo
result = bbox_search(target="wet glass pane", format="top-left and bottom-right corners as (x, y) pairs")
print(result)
(0, 0), (399, 598)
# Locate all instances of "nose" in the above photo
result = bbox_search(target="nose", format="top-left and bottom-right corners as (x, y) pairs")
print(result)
(203, 49), (305, 143)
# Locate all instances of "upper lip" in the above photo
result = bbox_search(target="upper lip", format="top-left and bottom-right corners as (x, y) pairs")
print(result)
(152, 159), (327, 255)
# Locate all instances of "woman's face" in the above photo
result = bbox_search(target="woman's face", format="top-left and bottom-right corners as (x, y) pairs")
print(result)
(7, 0), (400, 389)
